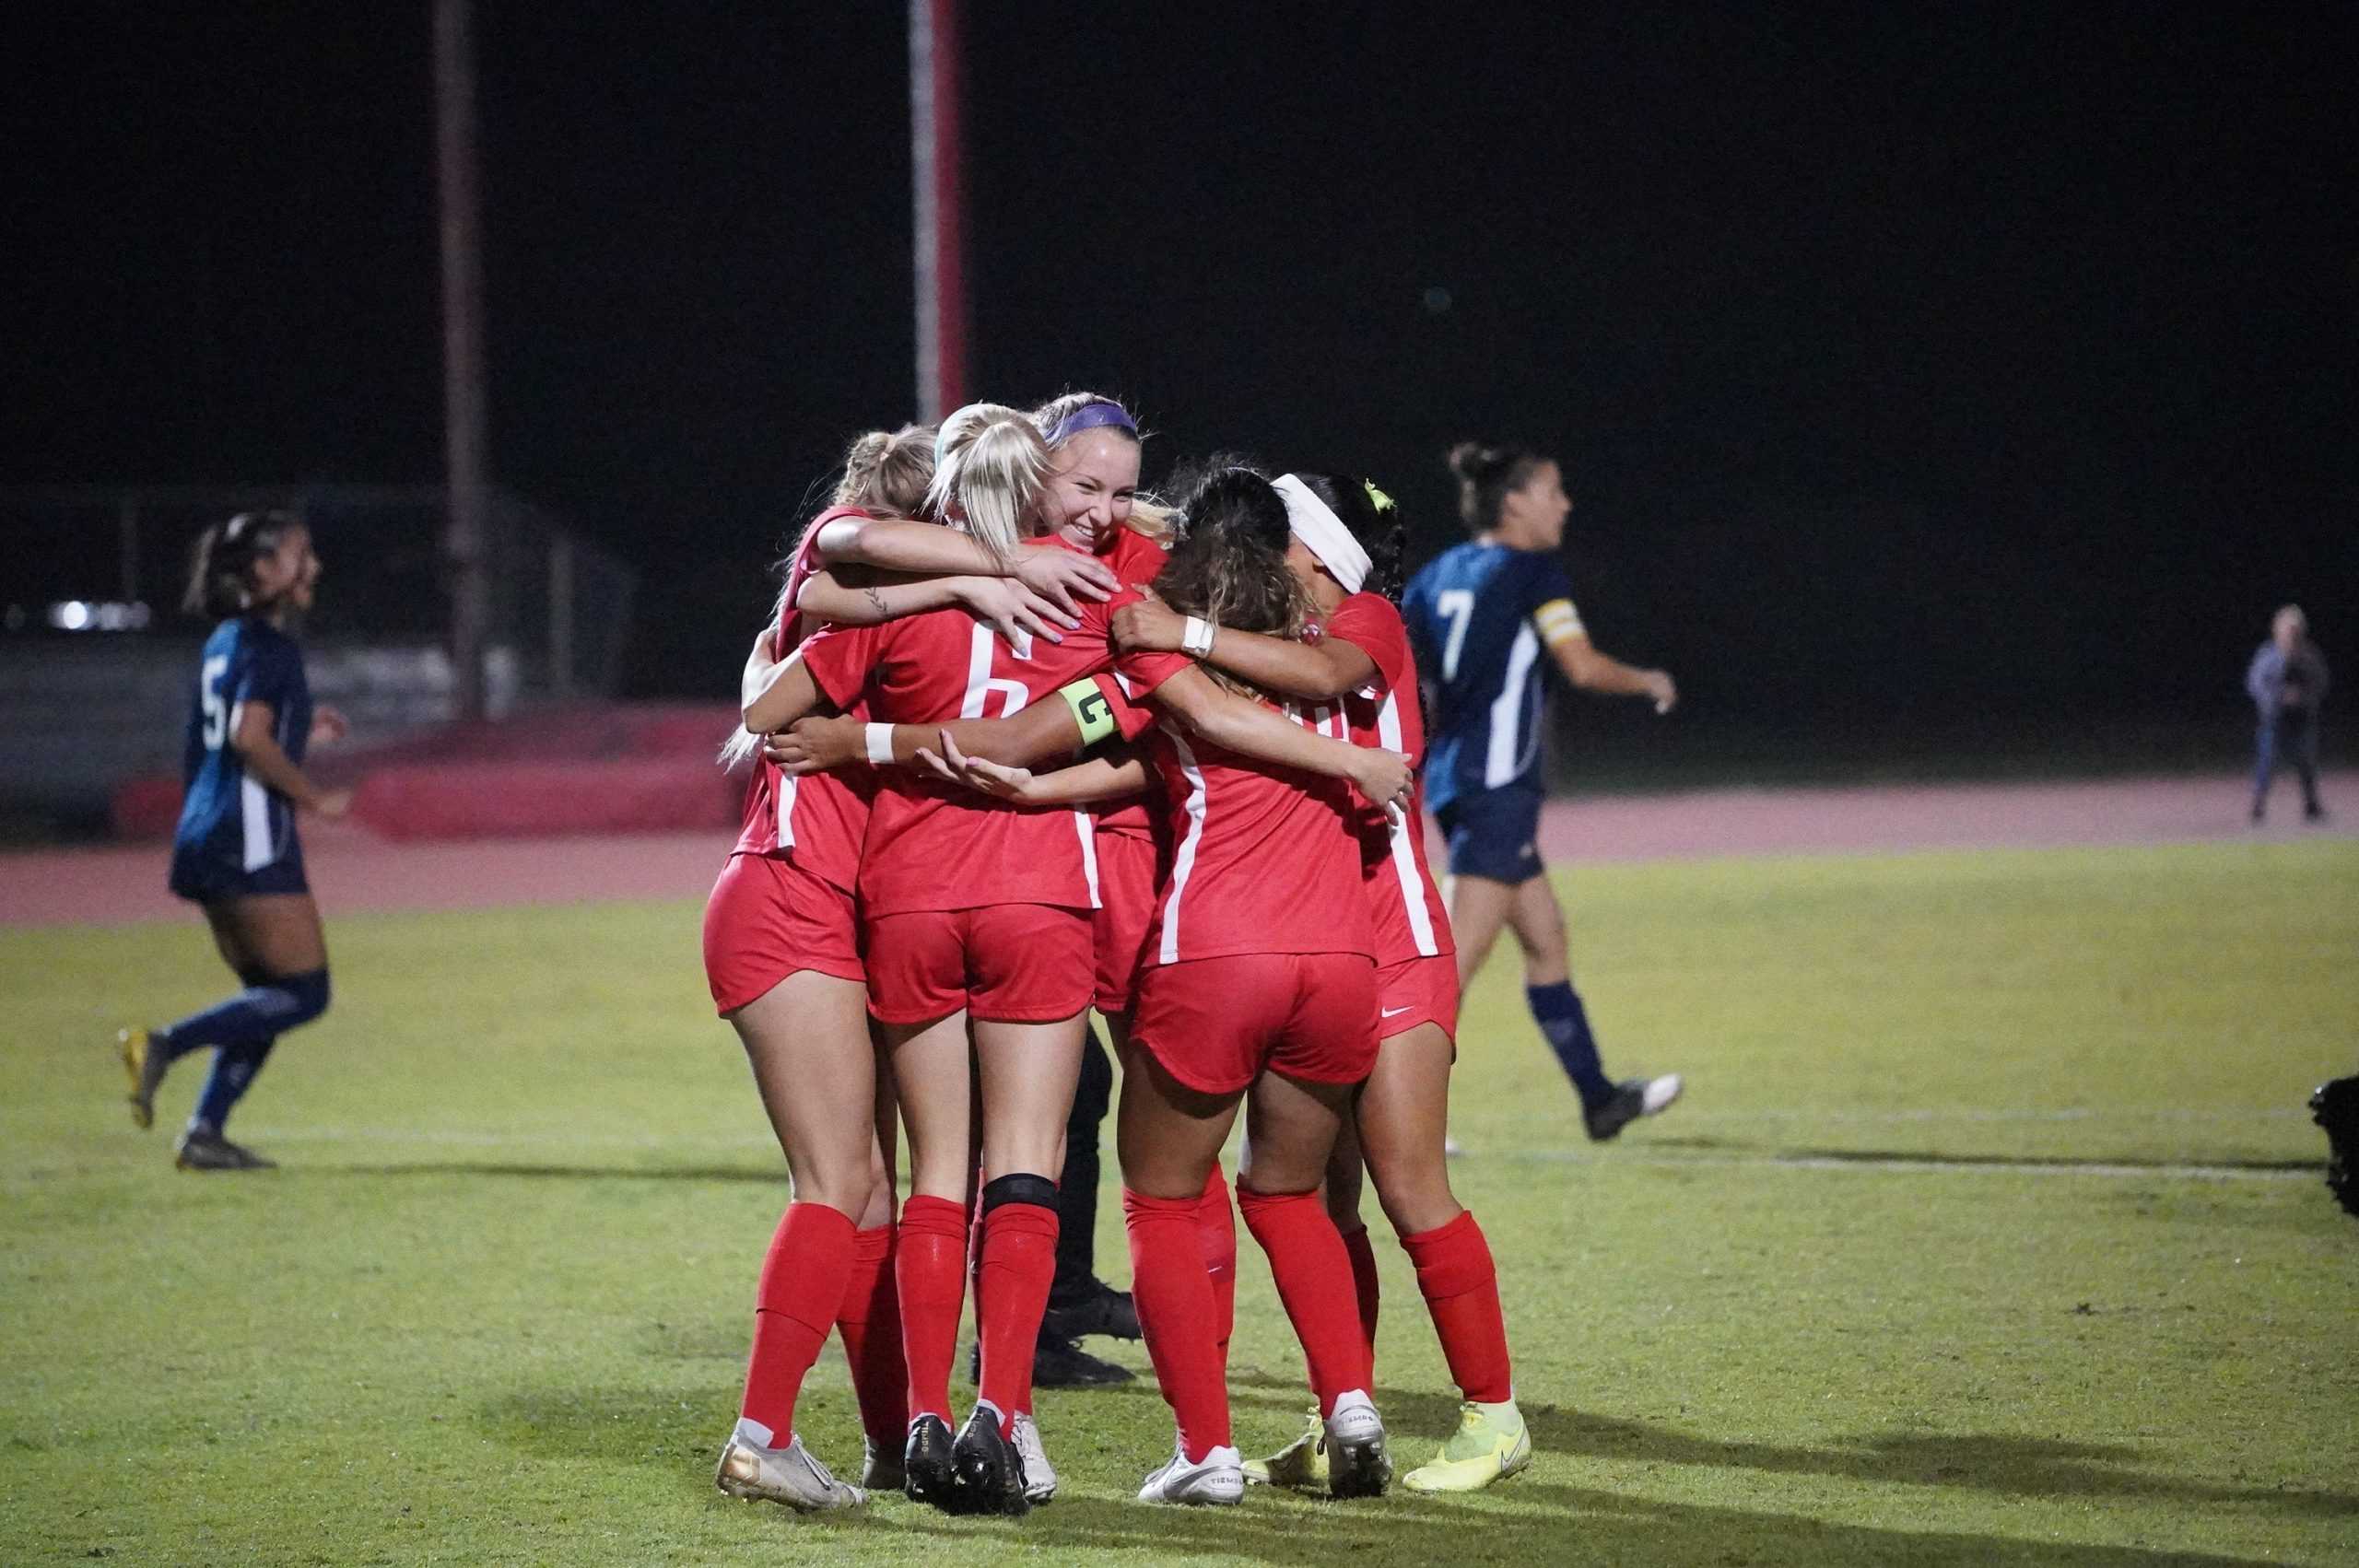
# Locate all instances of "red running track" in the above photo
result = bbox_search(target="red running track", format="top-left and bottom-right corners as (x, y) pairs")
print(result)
(3, 771), (2347, 929)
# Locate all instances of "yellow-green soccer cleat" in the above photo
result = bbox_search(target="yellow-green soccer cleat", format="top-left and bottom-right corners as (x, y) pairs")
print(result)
(1402, 1399), (1532, 1493)
(120, 1028), (164, 1129)
(1241, 1407), (1327, 1490)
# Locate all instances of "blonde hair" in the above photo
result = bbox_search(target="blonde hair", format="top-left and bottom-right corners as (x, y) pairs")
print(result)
(834, 424), (936, 514)
(924, 402), (1051, 562)
(1030, 390), (1174, 544)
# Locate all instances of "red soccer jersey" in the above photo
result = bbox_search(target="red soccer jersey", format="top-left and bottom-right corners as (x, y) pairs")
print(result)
(798, 540), (1187, 917)
(1326, 592), (1454, 963)
(1133, 708), (1375, 968)
(729, 506), (874, 893)
(1089, 523), (1173, 843)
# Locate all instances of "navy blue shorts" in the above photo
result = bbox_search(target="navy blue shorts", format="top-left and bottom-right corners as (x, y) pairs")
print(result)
(169, 839), (310, 904)
(1435, 787), (1545, 885)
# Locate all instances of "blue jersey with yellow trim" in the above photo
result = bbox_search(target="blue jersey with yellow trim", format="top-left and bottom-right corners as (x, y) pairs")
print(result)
(1401, 542), (1580, 813)
(174, 617), (313, 876)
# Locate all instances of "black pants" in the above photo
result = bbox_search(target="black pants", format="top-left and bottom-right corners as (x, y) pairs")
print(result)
(1050, 1021), (1115, 1305)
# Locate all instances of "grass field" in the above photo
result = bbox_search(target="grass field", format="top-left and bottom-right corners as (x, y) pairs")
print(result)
(6, 838), (2356, 1566)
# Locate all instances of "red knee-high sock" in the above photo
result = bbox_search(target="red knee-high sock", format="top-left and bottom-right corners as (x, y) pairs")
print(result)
(895, 1195), (970, 1423)
(1237, 1186), (1374, 1417)
(1196, 1165), (1238, 1365)
(975, 1181), (1060, 1429)
(837, 1221), (905, 1447)
(1126, 1187), (1232, 1461)
(738, 1201), (858, 1445)
(1341, 1223), (1381, 1367)
(1400, 1210), (1514, 1404)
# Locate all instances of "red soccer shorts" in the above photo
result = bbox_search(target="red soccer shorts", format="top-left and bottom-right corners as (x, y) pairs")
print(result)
(1376, 952), (1460, 1046)
(1091, 831), (1158, 1017)
(1130, 952), (1379, 1095)
(702, 851), (864, 1015)
(864, 903), (1094, 1025)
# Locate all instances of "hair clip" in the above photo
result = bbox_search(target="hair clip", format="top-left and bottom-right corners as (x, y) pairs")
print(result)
(1364, 481), (1396, 514)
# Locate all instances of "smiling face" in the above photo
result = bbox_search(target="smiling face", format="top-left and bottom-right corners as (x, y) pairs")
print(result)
(250, 524), (321, 615)
(1499, 460), (1571, 550)
(1043, 427), (1140, 549)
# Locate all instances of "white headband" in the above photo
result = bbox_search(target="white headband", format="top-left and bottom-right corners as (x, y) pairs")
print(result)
(1273, 474), (1370, 594)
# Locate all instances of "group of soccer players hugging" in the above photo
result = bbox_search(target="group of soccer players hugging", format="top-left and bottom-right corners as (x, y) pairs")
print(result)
(132, 390), (1686, 1520)
(703, 392), (1685, 1517)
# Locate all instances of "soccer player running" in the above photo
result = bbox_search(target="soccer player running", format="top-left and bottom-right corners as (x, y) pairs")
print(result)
(1115, 473), (1529, 1492)
(707, 426), (1111, 1513)
(1402, 441), (1683, 1141)
(121, 512), (349, 1171)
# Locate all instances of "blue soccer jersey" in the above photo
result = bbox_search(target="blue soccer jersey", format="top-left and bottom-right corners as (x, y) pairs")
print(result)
(173, 617), (313, 882)
(1401, 542), (1585, 813)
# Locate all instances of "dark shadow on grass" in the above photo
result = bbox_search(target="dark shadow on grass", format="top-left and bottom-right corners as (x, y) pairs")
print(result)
(299, 1161), (787, 1185)
(1780, 1147), (2324, 1175)
(1223, 1375), (2358, 1523)
(865, 1479), (2302, 1567)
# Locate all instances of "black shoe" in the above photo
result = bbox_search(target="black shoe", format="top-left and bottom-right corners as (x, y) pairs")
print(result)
(2311, 1075), (2359, 1220)
(2305, 803), (2329, 824)
(1583, 1074), (1684, 1142)
(902, 1413), (957, 1509)
(952, 1406), (1030, 1516)
(1032, 1334), (1135, 1387)
(1042, 1279), (1141, 1341)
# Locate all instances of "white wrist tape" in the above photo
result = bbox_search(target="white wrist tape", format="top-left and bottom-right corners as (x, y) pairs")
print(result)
(863, 722), (896, 766)
(1181, 616), (1216, 658)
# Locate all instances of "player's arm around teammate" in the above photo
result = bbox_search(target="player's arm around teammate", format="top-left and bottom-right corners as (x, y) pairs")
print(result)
(708, 427), (949, 1514)
(122, 511), (348, 1174)
(1121, 470), (1530, 1489)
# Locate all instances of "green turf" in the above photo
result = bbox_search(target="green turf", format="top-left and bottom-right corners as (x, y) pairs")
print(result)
(5, 838), (2355, 1566)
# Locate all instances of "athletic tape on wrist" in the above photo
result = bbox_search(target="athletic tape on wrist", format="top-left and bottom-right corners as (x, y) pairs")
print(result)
(1181, 616), (1216, 657)
(863, 722), (896, 766)
(1057, 677), (1120, 746)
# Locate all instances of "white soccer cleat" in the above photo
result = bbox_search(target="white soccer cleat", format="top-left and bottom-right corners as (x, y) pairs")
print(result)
(858, 1433), (904, 1492)
(1011, 1411), (1058, 1504)
(714, 1424), (866, 1512)
(1323, 1389), (1392, 1498)
(1137, 1440), (1246, 1505)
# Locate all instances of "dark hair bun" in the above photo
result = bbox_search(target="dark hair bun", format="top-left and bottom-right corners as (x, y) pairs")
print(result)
(1449, 440), (1517, 485)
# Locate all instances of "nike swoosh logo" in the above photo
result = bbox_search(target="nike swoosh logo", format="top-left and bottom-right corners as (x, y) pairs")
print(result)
(1380, 1006), (1412, 1018)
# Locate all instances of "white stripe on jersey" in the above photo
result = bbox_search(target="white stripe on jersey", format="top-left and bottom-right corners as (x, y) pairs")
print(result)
(240, 775), (276, 871)
(774, 771), (797, 849)
(1157, 731), (1210, 964)
(1374, 690), (1440, 957)
(1074, 809), (1101, 909)
(1485, 623), (1543, 788)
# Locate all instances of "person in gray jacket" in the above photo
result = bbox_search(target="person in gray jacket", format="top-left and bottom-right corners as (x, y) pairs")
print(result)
(2247, 604), (2330, 823)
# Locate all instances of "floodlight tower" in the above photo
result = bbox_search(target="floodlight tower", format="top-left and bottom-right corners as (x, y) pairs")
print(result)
(909, 0), (967, 425)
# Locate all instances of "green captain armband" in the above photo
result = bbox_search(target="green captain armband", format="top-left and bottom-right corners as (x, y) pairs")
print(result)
(1058, 677), (1120, 746)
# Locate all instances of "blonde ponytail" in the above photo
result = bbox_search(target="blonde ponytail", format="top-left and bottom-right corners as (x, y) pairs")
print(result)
(923, 402), (1051, 562)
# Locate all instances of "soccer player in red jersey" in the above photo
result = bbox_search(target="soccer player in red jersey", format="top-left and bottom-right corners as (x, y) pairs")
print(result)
(915, 468), (1406, 1506)
(1023, 392), (1176, 1386)
(1114, 473), (1531, 1493)
(747, 426), (1413, 1515)
(704, 426), (1119, 1514)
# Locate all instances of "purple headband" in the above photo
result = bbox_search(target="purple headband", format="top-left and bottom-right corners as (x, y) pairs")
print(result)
(1045, 401), (1138, 448)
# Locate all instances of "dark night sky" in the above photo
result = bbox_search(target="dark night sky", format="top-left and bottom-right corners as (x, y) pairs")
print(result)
(7, 4), (2354, 746)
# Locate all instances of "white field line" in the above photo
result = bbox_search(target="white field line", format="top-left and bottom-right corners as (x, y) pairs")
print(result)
(229, 1120), (2325, 1184)
(1491, 1149), (2318, 1182)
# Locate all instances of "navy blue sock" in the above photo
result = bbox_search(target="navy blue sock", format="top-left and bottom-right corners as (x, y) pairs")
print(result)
(158, 969), (331, 1062)
(1527, 981), (1614, 1110)
(190, 1037), (277, 1135)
